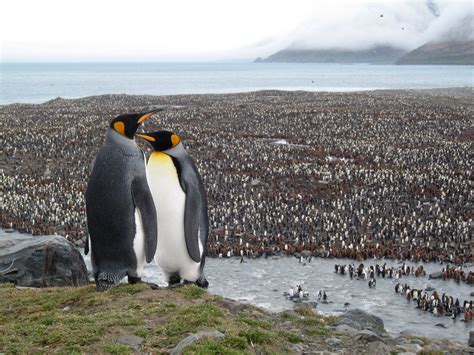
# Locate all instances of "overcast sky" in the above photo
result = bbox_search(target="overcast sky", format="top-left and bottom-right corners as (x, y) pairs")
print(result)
(0, 0), (472, 62)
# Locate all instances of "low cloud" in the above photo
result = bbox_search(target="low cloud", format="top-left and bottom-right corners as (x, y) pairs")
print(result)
(251, 0), (473, 56)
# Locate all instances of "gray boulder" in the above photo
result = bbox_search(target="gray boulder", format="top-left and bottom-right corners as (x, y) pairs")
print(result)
(335, 324), (358, 335)
(0, 234), (89, 287)
(355, 329), (384, 343)
(366, 341), (391, 355)
(469, 331), (474, 347)
(335, 309), (385, 336)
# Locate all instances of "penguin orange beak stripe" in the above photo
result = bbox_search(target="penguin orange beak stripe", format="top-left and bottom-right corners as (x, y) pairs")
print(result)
(137, 109), (163, 124)
(135, 134), (156, 142)
(137, 112), (155, 124)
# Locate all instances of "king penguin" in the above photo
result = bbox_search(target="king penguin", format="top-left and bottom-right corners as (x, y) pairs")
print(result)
(135, 130), (209, 288)
(85, 110), (160, 291)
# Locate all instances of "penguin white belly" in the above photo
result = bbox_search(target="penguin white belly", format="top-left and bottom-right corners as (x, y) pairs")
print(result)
(133, 209), (145, 277)
(147, 152), (201, 282)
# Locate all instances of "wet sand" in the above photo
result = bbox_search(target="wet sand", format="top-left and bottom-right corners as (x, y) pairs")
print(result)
(1, 88), (473, 264)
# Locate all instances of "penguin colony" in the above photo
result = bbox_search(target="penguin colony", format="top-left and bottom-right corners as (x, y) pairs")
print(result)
(436, 264), (474, 284)
(1, 89), (472, 265)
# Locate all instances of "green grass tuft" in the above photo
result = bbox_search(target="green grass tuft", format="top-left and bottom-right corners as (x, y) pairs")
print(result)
(278, 330), (303, 343)
(238, 328), (273, 344)
(165, 303), (224, 337)
(108, 283), (149, 295)
(176, 285), (206, 299)
(102, 342), (132, 354)
(239, 315), (272, 330)
(293, 304), (316, 317)
(183, 338), (243, 355)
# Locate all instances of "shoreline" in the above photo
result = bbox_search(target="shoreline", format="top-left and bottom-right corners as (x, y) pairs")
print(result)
(0, 86), (473, 107)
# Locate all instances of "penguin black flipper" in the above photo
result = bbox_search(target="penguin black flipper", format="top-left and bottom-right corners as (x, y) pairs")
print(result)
(131, 176), (158, 262)
(85, 236), (89, 255)
(175, 156), (209, 263)
(85, 155), (96, 257)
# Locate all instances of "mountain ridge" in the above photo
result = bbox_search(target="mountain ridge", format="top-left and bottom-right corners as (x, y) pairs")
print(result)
(255, 46), (407, 64)
(396, 40), (474, 65)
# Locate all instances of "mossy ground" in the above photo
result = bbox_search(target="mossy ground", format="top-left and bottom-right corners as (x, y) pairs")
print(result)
(0, 283), (331, 354)
(1, 283), (466, 354)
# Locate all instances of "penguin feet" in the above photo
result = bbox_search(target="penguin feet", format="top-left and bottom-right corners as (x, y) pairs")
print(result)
(168, 274), (182, 288)
(95, 281), (116, 292)
(95, 272), (120, 292)
(146, 282), (161, 290)
(128, 276), (161, 290)
(179, 278), (208, 289)
(128, 276), (142, 284)
(195, 277), (209, 289)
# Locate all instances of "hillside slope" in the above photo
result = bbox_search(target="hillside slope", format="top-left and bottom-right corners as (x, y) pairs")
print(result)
(256, 46), (406, 64)
(397, 40), (474, 65)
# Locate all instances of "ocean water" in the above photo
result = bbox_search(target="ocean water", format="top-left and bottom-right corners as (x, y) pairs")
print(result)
(0, 62), (473, 105)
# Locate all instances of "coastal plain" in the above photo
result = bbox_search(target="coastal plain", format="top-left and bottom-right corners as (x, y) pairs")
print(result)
(1, 89), (473, 264)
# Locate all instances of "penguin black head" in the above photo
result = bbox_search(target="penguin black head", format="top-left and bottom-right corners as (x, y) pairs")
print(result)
(109, 109), (163, 139)
(135, 130), (181, 151)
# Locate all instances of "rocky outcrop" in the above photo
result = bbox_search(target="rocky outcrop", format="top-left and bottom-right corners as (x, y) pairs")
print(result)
(335, 309), (385, 336)
(0, 234), (89, 287)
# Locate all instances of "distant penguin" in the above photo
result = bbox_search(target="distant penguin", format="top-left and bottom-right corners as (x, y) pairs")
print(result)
(136, 130), (209, 288)
(289, 287), (294, 297)
(368, 277), (376, 288)
(85, 110), (160, 291)
(395, 283), (400, 293)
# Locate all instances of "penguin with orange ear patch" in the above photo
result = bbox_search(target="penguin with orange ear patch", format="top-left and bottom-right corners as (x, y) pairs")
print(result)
(135, 131), (209, 288)
(85, 110), (161, 291)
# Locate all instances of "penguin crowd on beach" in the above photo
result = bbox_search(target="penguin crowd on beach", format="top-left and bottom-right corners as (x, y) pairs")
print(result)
(1, 90), (472, 266)
(436, 264), (474, 284)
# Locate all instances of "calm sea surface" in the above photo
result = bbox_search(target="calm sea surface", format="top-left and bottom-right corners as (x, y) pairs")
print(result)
(0, 62), (473, 105)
